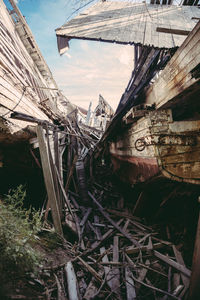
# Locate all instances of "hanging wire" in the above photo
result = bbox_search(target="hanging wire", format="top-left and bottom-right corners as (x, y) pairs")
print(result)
(65, 0), (97, 21)
(1, 87), (26, 118)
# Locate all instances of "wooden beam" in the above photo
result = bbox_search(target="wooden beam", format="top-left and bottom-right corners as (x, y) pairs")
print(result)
(64, 261), (80, 300)
(156, 27), (190, 36)
(125, 267), (136, 300)
(154, 251), (191, 278)
(37, 125), (63, 236)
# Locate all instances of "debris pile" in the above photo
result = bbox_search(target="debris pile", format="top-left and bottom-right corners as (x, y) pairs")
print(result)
(9, 112), (192, 299)
(44, 185), (190, 300)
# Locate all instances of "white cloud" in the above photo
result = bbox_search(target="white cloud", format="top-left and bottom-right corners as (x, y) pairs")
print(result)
(118, 46), (133, 66)
(23, 0), (134, 111)
(52, 40), (133, 110)
(52, 41), (134, 110)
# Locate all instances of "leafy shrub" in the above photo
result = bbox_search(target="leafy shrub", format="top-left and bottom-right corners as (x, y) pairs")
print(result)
(0, 185), (42, 280)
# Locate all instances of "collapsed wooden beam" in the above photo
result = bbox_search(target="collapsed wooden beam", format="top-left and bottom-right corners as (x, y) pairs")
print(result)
(37, 125), (63, 236)
(64, 261), (80, 300)
(156, 27), (190, 36)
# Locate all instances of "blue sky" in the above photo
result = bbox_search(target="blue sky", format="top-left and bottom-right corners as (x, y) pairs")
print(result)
(4, 0), (134, 110)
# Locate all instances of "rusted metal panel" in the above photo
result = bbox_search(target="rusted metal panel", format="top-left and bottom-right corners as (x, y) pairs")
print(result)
(111, 153), (159, 184)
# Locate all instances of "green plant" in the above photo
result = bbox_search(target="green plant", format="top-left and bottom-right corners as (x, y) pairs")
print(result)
(0, 185), (42, 280)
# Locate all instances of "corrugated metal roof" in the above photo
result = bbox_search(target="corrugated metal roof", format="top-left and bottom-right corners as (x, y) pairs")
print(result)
(56, 1), (200, 50)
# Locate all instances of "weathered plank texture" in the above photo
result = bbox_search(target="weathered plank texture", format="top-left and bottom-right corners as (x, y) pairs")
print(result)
(145, 21), (200, 109)
(56, 2), (200, 50)
(0, 0), (71, 140)
(0, 0), (51, 124)
(37, 125), (63, 235)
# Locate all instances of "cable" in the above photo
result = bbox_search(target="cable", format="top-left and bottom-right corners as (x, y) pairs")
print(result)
(1, 86), (26, 118)
(66, 0), (97, 21)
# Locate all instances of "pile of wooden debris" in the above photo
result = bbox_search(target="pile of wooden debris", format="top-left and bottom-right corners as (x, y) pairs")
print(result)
(42, 184), (190, 300)
(7, 112), (194, 300)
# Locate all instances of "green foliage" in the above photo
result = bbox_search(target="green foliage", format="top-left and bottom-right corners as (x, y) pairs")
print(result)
(0, 185), (42, 279)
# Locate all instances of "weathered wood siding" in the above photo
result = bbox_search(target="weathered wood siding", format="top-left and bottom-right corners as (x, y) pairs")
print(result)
(0, 0), (50, 128)
(0, 0), (71, 140)
(145, 21), (200, 110)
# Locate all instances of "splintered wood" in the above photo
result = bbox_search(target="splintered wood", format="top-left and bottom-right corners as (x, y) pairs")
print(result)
(35, 120), (192, 299)
(46, 186), (191, 299)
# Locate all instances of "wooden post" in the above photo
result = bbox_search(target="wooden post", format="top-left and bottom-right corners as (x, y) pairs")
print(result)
(37, 125), (63, 236)
(188, 198), (200, 300)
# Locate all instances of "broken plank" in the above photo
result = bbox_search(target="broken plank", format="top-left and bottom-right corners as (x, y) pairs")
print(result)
(88, 191), (140, 247)
(37, 125), (63, 236)
(126, 242), (167, 255)
(108, 236), (121, 296)
(88, 219), (124, 254)
(64, 261), (80, 300)
(136, 260), (150, 291)
(80, 208), (92, 227)
(172, 245), (189, 288)
(77, 256), (102, 283)
(55, 166), (75, 219)
(92, 223), (114, 229)
(94, 216), (111, 288)
(154, 250), (191, 278)
(125, 266), (136, 300)
(65, 154), (78, 193)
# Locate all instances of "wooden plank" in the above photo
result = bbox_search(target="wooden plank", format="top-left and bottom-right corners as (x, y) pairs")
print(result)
(64, 261), (80, 300)
(80, 208), (92, 227)
(154, 250), (191, 277)
(156, 27), (190, 36)
(47, 132), (63, 219)
(136, 260), (150, 291)
(37, 125), (63, 235)
(77, 256), (102, 283)
(89, 219), (123, 254)
(108, 236), (121, 296)
(172, 245), (189, 288)
(188, 208), (200, 300)
(124, 254), (137, 299)
(145, 21), (200, 109)
(88, 192), (140, 247)
(94, 215), (112, 290)
(126, 242), (166, 255)
(125, 267), (136, 300)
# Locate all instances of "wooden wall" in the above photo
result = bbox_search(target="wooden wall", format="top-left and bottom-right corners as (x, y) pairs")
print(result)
(145, 21), (200, 114)
(0, 0), (70, 141)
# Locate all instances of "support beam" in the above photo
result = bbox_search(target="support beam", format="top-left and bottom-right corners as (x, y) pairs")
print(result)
(156, 27), (190, 36)
(37, 125), (63, 235)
